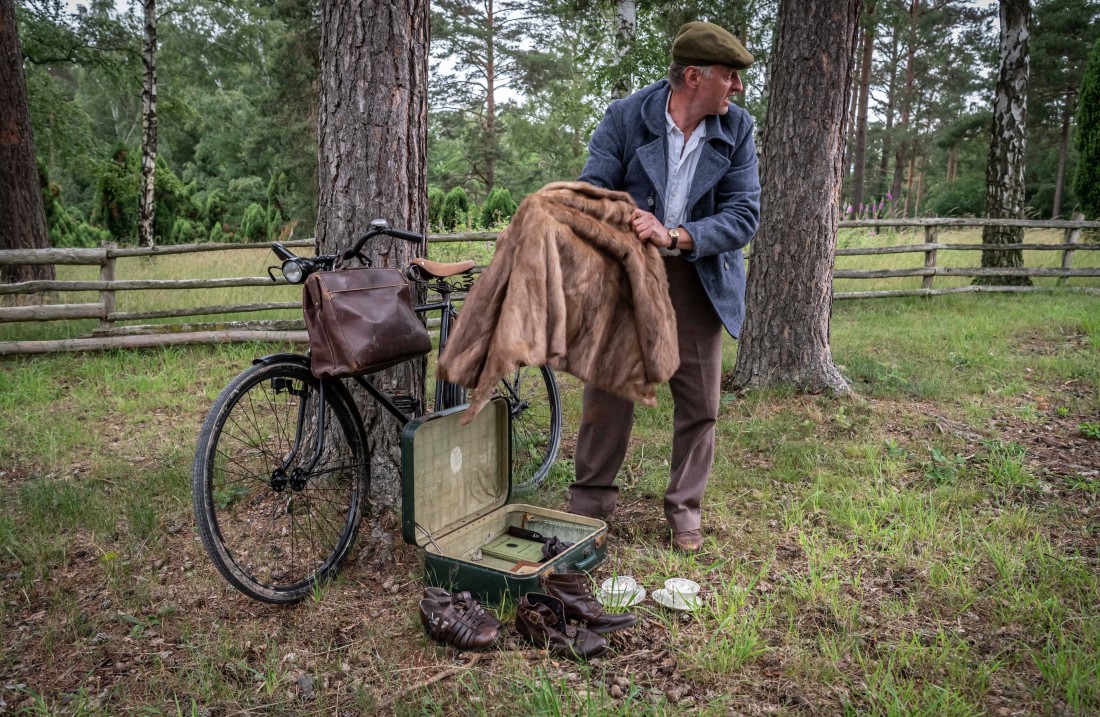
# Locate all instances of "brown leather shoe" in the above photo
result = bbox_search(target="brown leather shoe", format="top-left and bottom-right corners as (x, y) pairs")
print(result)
(516, 593), (609, 660)
(419, 594), (500, 650)
(422, 587), (504, 632)
(542, 572), (636, 633)
(671, 529), (704, 554)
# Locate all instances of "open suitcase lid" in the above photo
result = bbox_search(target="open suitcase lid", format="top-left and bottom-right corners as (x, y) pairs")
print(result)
(400, 397), (511, 547)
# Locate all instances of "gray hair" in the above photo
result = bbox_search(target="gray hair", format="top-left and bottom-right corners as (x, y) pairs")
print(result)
(668, 62), (713, 90)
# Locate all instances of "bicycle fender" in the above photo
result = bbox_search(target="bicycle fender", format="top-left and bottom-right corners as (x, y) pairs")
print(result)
(252, 352), (311, 368)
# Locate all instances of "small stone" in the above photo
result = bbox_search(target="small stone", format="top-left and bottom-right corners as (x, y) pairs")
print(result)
(283, 652), (299, 663)
(340, 662), (351, 673)
(381, 580), (393, 591)
(101, 598), (112, 610)
(613, 676), (629, 690)
(153, 560), (164, 570)
(297, 674), (315, 700)
(611, 685), (624, 699)
(159, 651), (172, 660)
(167, 525), (182, 535)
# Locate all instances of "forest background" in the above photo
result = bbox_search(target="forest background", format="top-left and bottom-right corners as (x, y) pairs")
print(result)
(13, 0), (1100, 249)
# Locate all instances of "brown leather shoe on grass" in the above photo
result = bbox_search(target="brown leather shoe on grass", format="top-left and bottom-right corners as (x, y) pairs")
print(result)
(671, 529), (704, 555)
(542, 572), (636, 633)
(516, 593), (609, 660)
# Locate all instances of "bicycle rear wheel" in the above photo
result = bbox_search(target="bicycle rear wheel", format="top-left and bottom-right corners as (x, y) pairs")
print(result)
(497, 365), (561, 493)
(192, 361), (368, 603)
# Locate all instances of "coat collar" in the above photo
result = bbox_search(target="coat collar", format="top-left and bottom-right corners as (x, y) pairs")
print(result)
(638, 81), (739, 221)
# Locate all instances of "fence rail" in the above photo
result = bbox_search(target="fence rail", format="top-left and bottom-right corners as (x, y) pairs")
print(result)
(1, 217), (1098, 355)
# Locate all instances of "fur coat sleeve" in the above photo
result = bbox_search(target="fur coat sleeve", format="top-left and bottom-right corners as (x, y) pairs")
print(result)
(437, 181), (679, 419)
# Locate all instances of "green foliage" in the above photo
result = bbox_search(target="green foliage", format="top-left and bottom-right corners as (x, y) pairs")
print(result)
(208, 222), (227, 243)
(1081, 422), (1100, 439)
(92, 144), (139, 243)
(240, 203), (269, 242)
(480, 186), (517, 227)
(441, 186), (471, 231)
(1074, 38), (1100, 219)
(201, 189), (227, 228)
(428, 187), (446, 230)
(169, 218), (203, 244)
(926, 177), (986, 217)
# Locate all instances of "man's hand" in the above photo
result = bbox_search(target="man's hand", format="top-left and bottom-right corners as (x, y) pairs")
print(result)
(630, 208), (692, 251)
(631, 208), (670, 246)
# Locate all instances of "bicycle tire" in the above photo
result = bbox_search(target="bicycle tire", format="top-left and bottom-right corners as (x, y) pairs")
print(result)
(497, 365), (562, 493)
(192, 361), (369, 604)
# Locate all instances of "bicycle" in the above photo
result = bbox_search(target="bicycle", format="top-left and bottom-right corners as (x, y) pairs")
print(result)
(191, 220), (562, 603)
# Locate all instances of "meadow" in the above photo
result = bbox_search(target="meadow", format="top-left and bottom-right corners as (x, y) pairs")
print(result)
(0, 228), (1098, 715)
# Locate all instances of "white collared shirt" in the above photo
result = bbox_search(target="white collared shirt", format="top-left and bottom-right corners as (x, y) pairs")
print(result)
(662, 94), (707, 255)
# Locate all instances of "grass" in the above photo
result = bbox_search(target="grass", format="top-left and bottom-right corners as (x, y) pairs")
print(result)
(1, 241), (1099, 715)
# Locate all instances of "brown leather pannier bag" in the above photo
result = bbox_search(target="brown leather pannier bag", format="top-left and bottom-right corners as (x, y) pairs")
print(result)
(302, 267), (432, 379)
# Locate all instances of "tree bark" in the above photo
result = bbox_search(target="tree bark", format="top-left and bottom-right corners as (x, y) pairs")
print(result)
(138, 0), (157, 248)
(0, 0), (55, 286)
(979, 0), (1031, 285)
(730, 0), (859, 395)
(611, 0), (636, 99)
(850, 0), (876, 211)
(317, 0), (429, 509)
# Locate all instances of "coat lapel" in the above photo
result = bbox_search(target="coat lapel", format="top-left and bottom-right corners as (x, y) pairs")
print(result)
(686, 143), (731, 217)
(637, 84), (670, 218)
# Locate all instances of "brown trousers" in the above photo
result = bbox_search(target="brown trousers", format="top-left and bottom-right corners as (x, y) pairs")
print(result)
(569, 256), (724, 533)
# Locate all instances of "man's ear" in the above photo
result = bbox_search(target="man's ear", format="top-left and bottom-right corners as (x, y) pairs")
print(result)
(684, 66), (701, 88)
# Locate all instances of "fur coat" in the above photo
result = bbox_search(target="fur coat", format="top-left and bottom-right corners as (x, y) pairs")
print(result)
(437, 181), (679, 419)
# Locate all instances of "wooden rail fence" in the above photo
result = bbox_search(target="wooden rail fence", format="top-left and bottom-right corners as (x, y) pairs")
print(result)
(1, 218), (1098, 355)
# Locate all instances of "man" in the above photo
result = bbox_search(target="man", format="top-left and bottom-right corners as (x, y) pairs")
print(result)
(568, 21), (761, 554)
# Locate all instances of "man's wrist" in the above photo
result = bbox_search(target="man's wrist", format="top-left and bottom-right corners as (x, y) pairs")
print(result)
(668, 227), (681, 250)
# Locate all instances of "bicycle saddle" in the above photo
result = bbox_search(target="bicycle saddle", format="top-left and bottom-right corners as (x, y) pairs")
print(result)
(410, 257), (476, 279)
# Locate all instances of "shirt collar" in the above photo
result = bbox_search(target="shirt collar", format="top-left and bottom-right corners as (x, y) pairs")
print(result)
(665, 93), (707, 143)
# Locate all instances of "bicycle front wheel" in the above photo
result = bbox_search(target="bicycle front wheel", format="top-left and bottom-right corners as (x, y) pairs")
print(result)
(192, 361), (369, 603)
(497, 365), (561, 493)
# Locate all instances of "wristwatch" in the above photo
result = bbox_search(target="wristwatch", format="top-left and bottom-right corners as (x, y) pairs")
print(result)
(668, 227), (680, 250)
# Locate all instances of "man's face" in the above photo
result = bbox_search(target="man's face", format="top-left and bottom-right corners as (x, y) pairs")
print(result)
(697, 65), (743, 116)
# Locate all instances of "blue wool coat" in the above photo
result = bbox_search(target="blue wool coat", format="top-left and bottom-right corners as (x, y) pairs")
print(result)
(579, 80), (761, 338)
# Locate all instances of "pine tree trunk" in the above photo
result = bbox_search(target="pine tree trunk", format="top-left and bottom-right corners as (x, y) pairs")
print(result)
(0, 0), (55, 286)
(878, 27), (899, 199)
(850, 0), (876, 211)
(730, 0), (859, 395)
(947, 146), (958, 183)
(611, 0), (636, 99)
(138, 0), (157, 248)
(484, 0), (495, 194)
(317, 0), (429, 510)
(1052, 91), (1072, 219)
(891, 0), (919, 211)
(979, 0), (1030, 285)
(843, 30), (861, 189)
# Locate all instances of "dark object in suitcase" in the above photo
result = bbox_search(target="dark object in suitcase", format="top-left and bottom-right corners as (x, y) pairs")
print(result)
(505, 525), (575, 559)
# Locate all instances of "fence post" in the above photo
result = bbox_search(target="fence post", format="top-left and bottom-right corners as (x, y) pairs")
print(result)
(99, 243), (117, 330)
(922, 225), (938, 292)
(1058, 212), (1083, 287)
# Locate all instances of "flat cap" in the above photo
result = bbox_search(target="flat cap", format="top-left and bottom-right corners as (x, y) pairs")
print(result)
(672, 21), (754, 70)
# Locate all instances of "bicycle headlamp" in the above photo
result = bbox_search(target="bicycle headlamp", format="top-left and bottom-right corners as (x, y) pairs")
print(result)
(281, 258), (306, 284)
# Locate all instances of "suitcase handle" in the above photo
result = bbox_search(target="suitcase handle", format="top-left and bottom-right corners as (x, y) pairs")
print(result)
(572, 548), (601, 573)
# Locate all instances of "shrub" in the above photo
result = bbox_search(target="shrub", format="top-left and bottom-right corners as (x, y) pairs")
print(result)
(428, 187), (446, 230)
(209, 222), (227, 243)
(480, 187), (517, 228)
(169, 218), (203, 245)
(925, 177), (986, 217)
(441, 186), (470, 231)
(240, 203), (269, 242)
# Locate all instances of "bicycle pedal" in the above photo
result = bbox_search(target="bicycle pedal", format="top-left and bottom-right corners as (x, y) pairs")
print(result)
(390, 395), (421, 414)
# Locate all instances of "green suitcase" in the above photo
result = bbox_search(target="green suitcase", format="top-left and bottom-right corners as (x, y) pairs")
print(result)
(400, 396), (607, 606)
